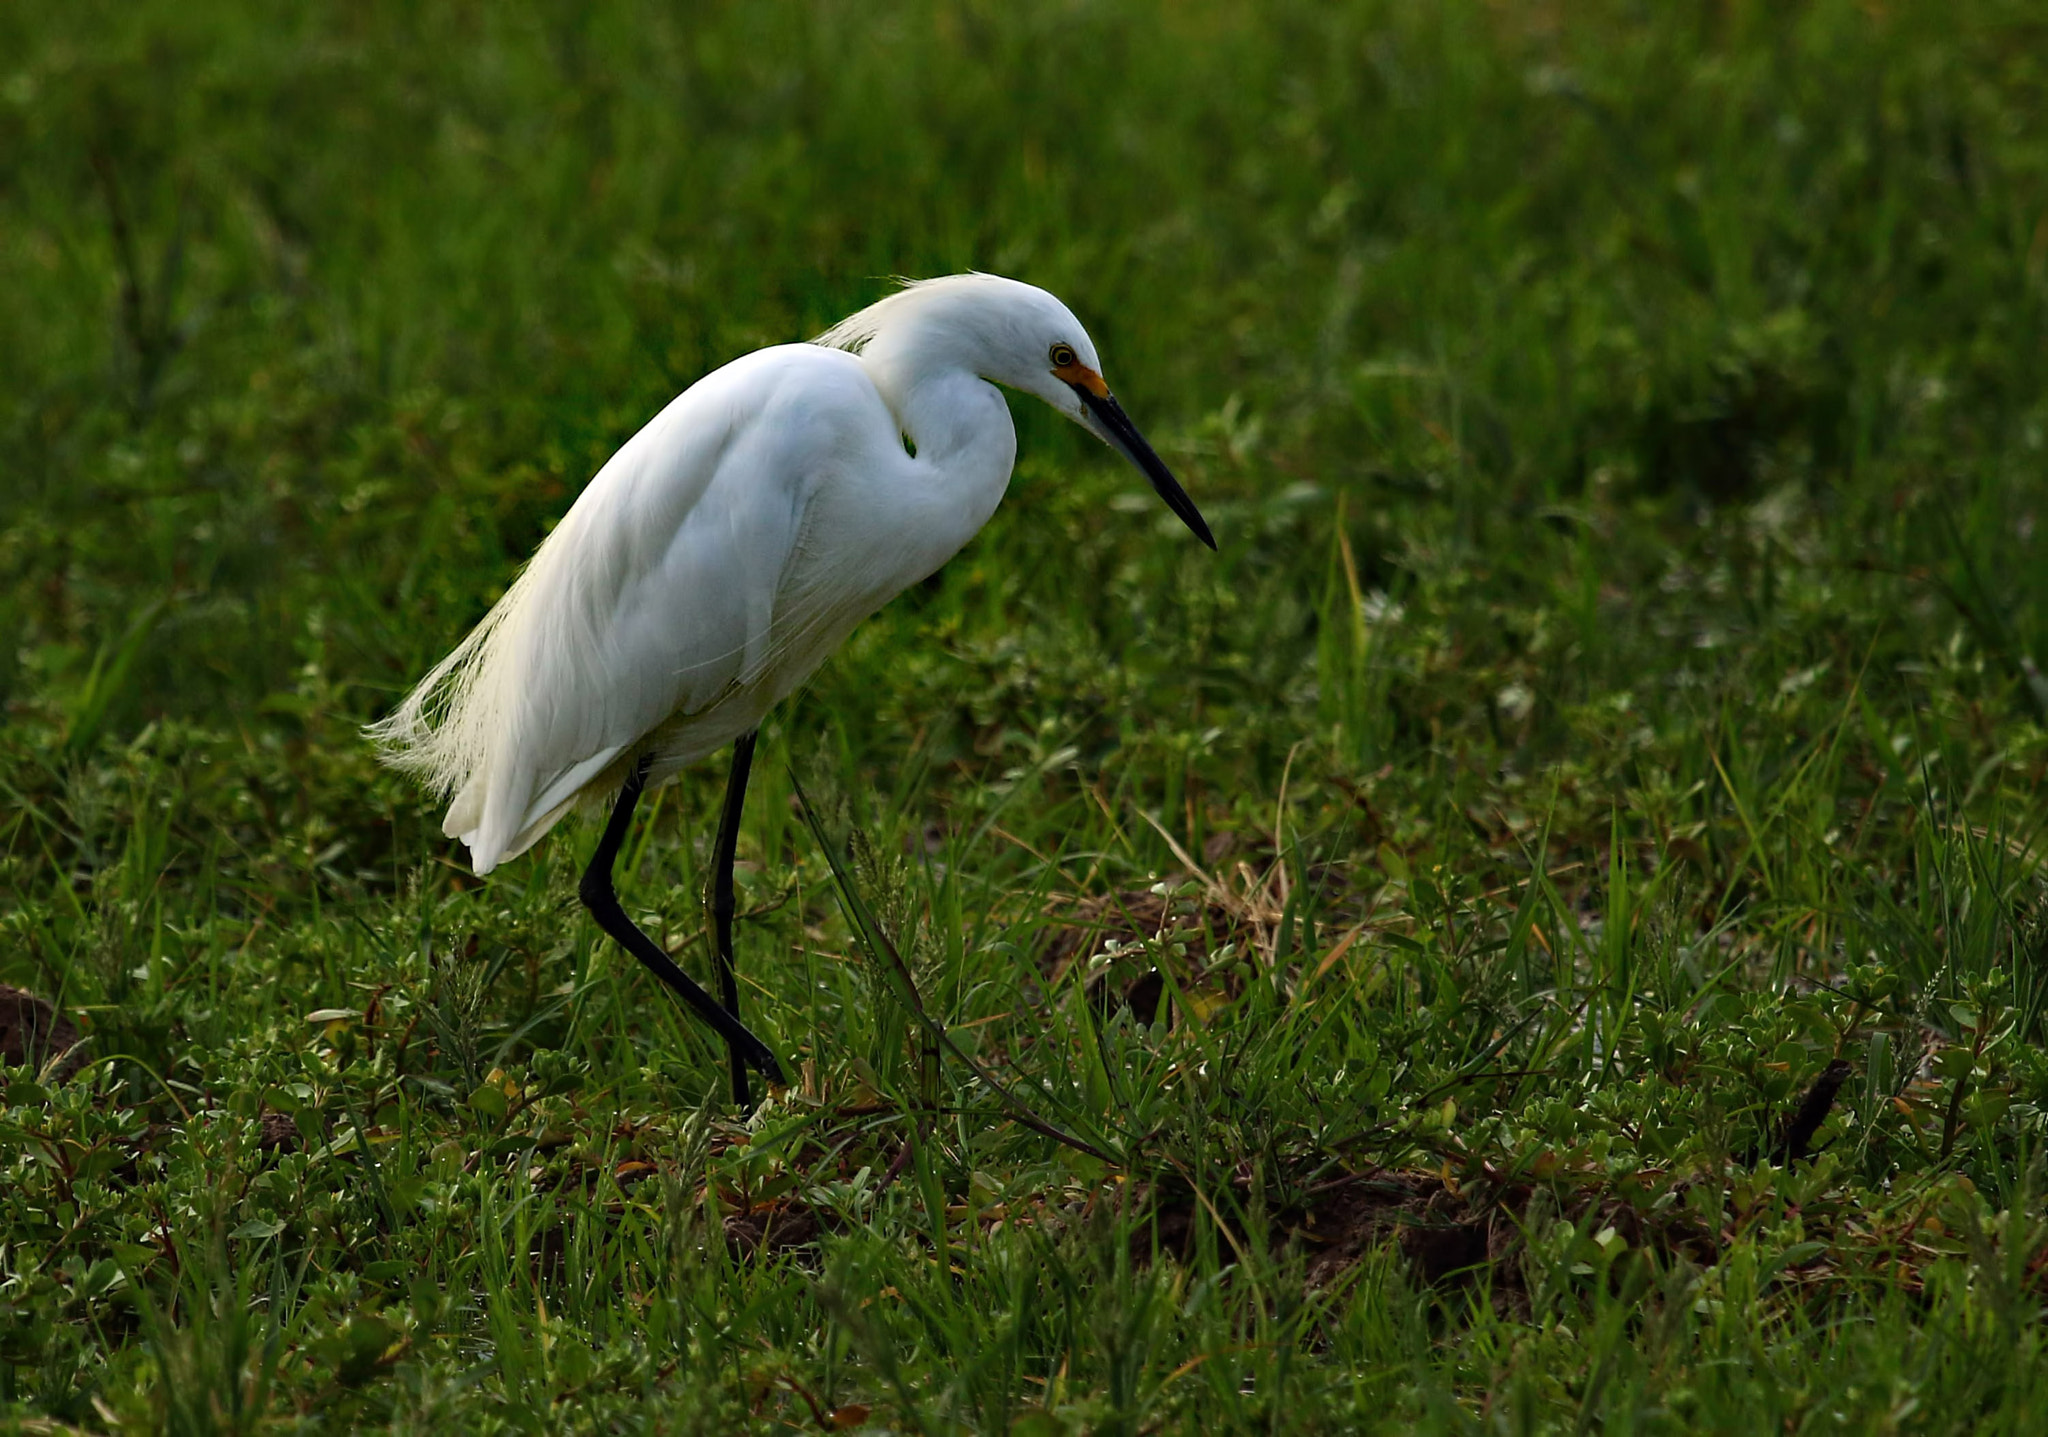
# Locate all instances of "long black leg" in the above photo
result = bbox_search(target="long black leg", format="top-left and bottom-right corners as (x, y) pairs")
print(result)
(579, 754), (784, 1091)
(710, 730), (759, 1106)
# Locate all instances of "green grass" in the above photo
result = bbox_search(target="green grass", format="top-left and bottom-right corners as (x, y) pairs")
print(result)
(7, 0), (2048, 1430)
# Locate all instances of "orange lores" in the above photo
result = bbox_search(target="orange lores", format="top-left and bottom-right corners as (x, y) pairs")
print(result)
(1053, 357), (1109, 397)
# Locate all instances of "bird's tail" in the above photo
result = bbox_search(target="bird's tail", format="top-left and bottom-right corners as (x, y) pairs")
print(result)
(363, 570), (536, 845)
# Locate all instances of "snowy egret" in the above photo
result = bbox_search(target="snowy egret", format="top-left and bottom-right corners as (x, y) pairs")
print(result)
(368, 273), (1213, 1102)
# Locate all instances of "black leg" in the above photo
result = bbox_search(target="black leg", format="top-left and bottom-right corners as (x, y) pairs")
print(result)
(579, 754), (784, 1092)
(710, 730), (759, 1106)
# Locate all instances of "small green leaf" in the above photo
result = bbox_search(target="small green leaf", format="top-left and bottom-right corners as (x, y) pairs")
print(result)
(1761, 1241), (1828, 1283)
(468, 1081), (508, 1122)
(1933, 1046), (1975, 1081)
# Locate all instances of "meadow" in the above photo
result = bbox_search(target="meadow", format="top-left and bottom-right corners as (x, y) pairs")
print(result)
(6, 1), (2048, 1430)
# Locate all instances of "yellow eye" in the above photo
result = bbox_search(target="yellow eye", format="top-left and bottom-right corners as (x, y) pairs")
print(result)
(1048, 343), (1078, 369)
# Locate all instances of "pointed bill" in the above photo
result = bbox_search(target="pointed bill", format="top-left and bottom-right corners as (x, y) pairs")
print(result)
(1069, 382), (1216, 550)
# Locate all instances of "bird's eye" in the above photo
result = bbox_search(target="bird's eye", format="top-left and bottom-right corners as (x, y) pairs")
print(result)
(1048, 343), (1078, 369)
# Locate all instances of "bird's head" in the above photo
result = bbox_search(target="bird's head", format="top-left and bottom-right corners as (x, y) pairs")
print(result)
(1028, 330), (1216, 552)
(820, 274), (1216, 550)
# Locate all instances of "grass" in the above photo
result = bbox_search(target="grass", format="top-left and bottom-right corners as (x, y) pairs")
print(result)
(6, 0), (2048, 1429)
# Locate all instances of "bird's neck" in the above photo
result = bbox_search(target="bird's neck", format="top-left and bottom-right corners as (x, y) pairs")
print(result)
(870, 357), (1017, 491)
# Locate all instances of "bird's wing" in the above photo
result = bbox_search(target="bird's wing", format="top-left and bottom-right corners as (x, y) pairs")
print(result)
(378, 345), (894, 873)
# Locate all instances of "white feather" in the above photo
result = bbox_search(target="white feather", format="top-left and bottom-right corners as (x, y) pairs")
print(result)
(368, 275), (1120, 874)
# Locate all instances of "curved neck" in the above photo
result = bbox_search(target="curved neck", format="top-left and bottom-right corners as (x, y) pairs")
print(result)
(865, 351), (1016, 484)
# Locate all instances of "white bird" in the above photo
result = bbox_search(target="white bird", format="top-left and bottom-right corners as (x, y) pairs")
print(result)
(368, 273), (1213, 1101)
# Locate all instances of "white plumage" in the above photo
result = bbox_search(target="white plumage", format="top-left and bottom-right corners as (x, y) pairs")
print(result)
(368, 273), (1212, 875)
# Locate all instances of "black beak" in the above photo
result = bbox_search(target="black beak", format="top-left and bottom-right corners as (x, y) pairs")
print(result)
(1073, 386), (1216, 550)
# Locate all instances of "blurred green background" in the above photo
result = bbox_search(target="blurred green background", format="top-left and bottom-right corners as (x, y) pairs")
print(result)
(8, 1), (2048, 1431)
(10, 0), (2045, 738)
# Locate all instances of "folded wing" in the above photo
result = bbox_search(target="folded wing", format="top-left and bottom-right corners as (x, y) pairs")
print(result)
(367, 345), (880, 873)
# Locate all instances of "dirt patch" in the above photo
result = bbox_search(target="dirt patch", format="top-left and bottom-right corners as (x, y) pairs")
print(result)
(724, 1201), (823, 1260)
(258, 1109), (302, 1154)
(1041, 885), (1263, 1027)
(1108, 968), (1168, 1028)
(1042, 887), (1258, 977)
(1040, 857), (1374, 1024)
(1284, 1171), (1514, 1292)
(1135, 1164), (1722, 1308)
(0, 985), (87, 1079)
